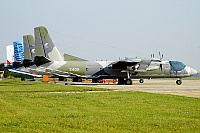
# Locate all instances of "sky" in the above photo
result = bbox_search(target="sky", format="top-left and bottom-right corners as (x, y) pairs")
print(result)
(0, 0), (200, 72)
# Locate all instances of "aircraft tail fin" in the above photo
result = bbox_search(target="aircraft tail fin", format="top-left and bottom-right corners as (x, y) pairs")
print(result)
(34, 26), (87, 62)
(34, 26), (63, 63)
(13, 41), (24, 62)
(12, 41), (24, 68)
(5, 45), (14, 68)
(23, 35), (35, 67)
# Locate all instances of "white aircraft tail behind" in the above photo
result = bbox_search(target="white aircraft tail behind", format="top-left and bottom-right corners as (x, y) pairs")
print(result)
(5, 41), (24, 68)
(5, 45), (14, 67)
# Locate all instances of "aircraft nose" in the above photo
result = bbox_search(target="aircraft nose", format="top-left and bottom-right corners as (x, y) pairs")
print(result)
(190, 67), (198, 76)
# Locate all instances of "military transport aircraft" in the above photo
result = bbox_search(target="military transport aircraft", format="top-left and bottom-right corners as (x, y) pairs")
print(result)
(5, 26), (198, 85)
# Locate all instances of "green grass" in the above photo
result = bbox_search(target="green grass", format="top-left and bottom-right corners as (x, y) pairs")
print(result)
(184, 77), (200, 80)
(0, 79), (108, 92)
(0, 79), (200, 132)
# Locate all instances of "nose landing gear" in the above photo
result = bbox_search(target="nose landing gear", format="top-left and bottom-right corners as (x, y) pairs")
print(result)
(176, 79), (182, 85)
(139, 79), (144, 83)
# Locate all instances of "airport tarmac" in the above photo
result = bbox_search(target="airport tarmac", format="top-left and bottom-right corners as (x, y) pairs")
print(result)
(72, 79), (200, 98)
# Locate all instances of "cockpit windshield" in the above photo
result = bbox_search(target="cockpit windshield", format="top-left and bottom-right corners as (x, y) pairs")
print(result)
(169, 61), (186, 71)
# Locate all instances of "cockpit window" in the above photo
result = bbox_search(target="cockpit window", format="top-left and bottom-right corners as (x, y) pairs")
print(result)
(169, 61), (186, 71)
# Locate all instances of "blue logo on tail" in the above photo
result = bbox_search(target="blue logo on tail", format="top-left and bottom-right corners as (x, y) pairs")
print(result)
(13, 41), (24, 62)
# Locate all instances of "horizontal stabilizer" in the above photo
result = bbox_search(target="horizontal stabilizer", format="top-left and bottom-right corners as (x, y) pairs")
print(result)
(34, 56), (51, 66)
(8, 68), (42, 77)
(12, 62), (23, 68)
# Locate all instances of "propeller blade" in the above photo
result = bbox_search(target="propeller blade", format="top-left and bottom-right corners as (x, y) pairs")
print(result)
(159, 52), (161, 60)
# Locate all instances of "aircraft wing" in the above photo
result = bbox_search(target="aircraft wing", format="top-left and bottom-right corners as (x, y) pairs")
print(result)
(109, 58), (141, 69)
(108, 58), (151, 72)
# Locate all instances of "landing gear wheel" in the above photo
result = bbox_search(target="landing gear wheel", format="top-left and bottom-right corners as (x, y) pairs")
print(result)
(73, 77), (82, 82)
(21, 75), (25, 81)
(176, 80), (182, 85)
(59, 77), (64, 81)
(77, 78), (82, 82)
(139, 79), (144, 83)
(125, 79), (132, 85)
(118, 78), (125, 85)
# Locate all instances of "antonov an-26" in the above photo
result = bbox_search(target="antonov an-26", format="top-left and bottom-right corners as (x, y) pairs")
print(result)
(5, 26), (197, 85)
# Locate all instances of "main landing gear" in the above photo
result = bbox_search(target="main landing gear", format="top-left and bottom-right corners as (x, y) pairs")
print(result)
(117, 72), (133, 85)
(72, 77), (82, 82)
(117, 78), (133, 85)
(125, 78), (132, 85)
(59, 77), (65, 81)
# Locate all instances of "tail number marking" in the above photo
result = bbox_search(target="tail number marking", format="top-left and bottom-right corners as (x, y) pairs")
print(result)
(69, 68), (80, 71)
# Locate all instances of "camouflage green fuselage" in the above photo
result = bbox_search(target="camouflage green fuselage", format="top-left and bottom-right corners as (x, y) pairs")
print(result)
(41, 60), (192, 79)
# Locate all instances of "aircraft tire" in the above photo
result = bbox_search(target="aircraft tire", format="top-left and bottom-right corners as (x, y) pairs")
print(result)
(125, 78), (132, 85)
(139, 79), (144, 83)
(21, 75), (25, 81)
(77, 78), (82, 82)
(72, 78), (77, 82)
(176, 80), (182, 85)
(59, 77), (64, 81)
(73, 77), (82, 82)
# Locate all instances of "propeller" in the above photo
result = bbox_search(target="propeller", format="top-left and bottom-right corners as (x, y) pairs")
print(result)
(159, 52), (164, 71)
(151, 54), (155, 59)
(151, 52), (164, 71)
(159, 52), (164, 61)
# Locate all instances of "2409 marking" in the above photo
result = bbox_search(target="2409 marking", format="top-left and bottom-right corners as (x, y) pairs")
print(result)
(69, 68), (80, 71)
